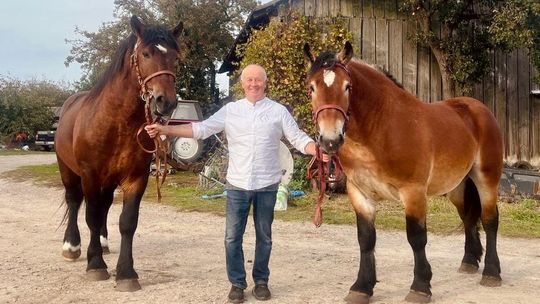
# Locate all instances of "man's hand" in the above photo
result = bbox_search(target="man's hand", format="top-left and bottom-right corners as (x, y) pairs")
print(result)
(144, 124), (163, 138)
(321, 153), (331, 162)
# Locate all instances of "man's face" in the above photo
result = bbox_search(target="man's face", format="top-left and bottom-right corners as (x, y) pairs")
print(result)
(241, 66), (267, 102)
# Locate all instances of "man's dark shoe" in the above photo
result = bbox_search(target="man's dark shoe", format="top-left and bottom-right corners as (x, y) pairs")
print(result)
(228, 285), (245, 303)
(252, 284), (271, 301)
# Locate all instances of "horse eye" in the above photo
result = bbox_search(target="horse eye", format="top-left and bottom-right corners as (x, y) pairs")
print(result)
(310, 85), (315, 93)
(345, 84), (351, 91)
(142, 51), (150, 58)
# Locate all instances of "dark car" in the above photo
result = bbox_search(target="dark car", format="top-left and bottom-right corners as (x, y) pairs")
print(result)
(35, 107), (61, 151)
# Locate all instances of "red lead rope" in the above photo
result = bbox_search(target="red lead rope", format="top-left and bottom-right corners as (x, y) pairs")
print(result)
(306, 144), (344, 227)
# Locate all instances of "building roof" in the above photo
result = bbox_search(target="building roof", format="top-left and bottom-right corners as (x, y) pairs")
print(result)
(218, 0), (287, 74)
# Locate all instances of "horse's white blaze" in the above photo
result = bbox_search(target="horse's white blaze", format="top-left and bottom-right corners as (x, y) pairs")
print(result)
(323, 70), (336, 87)
(100, 236), (109, 247)
(62, 241), (81, 252)
(156, 44), (167, 54)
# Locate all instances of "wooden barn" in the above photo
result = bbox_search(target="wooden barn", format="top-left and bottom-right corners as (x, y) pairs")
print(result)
(219, 0), (540, 167)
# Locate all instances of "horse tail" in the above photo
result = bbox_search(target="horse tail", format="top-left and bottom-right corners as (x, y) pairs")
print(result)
(55, 194), (68, 231)
(463, 177), (484, 259)
(463, 177), (481, 227)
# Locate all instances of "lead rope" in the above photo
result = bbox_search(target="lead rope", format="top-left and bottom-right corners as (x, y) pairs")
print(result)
(136, 99), (169, 203)
(131, 43), (173, 203)
(306, 144), (344, 227)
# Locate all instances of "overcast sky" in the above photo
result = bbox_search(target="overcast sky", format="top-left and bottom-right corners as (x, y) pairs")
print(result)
(0, 0), (116, 84)
(0, 0), (271, 93)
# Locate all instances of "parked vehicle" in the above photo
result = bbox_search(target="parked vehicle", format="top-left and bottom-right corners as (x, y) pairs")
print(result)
(167, 100), (204, 165)
(35, 107), (61, 151)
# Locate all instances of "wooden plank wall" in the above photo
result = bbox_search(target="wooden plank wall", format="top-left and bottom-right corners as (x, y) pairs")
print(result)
(293, 0), (540, 165)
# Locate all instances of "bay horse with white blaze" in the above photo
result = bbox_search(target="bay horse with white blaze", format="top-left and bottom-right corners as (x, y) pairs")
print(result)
(304, 42), (503, 303)
(55, 15), (182, 291)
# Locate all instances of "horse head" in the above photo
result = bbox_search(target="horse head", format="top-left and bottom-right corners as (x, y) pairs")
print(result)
(130, 15), (183, 121)
(304, 41), (353, 154)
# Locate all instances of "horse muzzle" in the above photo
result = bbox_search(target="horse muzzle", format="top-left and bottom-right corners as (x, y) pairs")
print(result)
(318, 134), (344, 154)
(151, 95), (177, 119)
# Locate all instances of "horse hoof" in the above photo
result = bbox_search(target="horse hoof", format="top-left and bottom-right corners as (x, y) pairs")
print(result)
(102, 246), (110, 254)
(458, 262), (479, 274)
(344, 291), (370, 304)
(480, 275), (502, 287)
(405, 290), (431, 303)
(115, 279), (141, 292)
(62, 249), (81, 261)
(86, 269), (110, 281)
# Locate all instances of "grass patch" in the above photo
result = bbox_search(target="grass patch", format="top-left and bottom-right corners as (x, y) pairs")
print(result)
(2, 161), (540, 238)
(2, 162), (62, 188)
(0, 149), (52, 156)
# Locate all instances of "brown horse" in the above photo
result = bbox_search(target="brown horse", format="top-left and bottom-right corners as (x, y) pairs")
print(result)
(55, 16), (182, 291)
(304, 42), (503, 303)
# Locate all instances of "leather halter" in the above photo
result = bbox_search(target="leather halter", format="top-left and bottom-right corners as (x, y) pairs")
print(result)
(130, 43), (176, 102)
(131, 41), (175, 202)
(307, 62), (351, 227)
(310, 62), (352, 125)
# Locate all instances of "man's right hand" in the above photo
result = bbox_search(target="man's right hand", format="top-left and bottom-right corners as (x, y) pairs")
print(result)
(144, 124), (162, 138)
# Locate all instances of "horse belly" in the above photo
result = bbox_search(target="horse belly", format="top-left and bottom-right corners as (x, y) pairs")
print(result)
(427, 157), (474, 196)
(349, 169), (400, 202)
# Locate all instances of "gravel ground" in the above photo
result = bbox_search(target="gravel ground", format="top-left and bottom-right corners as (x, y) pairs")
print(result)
(0, 153), (539, 304)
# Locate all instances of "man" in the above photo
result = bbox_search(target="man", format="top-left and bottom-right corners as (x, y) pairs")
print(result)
(146, 64), (323, 303)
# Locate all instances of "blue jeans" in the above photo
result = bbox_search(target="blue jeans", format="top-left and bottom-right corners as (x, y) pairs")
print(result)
(225, 189), (277, 289)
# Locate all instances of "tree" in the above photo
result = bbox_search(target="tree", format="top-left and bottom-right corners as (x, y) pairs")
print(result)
(0, 76), (72, 143)
(400, 0), (540, 98)
(65, 0), (257, 116)
(234, 9), (353, 135)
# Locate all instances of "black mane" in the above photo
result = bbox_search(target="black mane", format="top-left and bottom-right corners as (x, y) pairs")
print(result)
(87, 25), (179, 100)
(308, 51), (338, 77)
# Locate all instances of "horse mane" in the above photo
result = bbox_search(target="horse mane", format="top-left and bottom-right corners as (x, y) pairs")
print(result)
(308, 51), (404, 90)
(87, 25), (180, 101)
(308, 51), (339, 77)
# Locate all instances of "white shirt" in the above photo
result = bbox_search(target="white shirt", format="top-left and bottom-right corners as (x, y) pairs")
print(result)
(192, 97), (313, 190)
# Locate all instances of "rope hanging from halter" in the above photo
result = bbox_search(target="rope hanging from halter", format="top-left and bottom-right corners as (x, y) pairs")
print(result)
(306, 145), (344, 227)
(131, 42), (176, 203)
(307, 62), (350, 227)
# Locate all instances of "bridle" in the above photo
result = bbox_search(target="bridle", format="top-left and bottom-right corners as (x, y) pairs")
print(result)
(307, 61), (351, 227)
(132, 40), (176, 202)
(130, 41), (176, 102)
(310, 62), (352, 126)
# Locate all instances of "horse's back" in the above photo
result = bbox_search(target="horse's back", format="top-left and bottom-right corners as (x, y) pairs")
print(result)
(438, 97), (503, 157)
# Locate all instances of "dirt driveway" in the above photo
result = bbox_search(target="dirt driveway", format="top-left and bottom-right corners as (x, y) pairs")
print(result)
(0, 154), (539, 304)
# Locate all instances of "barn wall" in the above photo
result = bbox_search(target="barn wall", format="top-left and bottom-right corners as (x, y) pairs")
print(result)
(292, 0), (540, 165)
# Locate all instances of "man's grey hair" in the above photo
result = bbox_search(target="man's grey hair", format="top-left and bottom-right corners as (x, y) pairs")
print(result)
(240, 64), (267, 82)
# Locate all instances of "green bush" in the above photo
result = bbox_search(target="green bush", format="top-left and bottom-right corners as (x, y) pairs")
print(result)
(233, 9), (353, 136)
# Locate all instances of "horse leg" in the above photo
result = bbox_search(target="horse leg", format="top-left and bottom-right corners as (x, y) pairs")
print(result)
(447, 178), (483, 273)
(402, 188), (432, 303)
(344, 183), (376, 304)
(469, 170), (502, 286)
(115, 177), (148, 292)
(58, 159), (84, 261)
(82, 178), (110, 281)
(99, 186), (116, 254)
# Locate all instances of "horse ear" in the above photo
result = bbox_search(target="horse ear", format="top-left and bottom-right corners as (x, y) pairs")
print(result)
(172, 21), (184, 39)
(303, 43), (315, 66)
(130, 15), (145, 39)
(337, 41), (354, 65)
